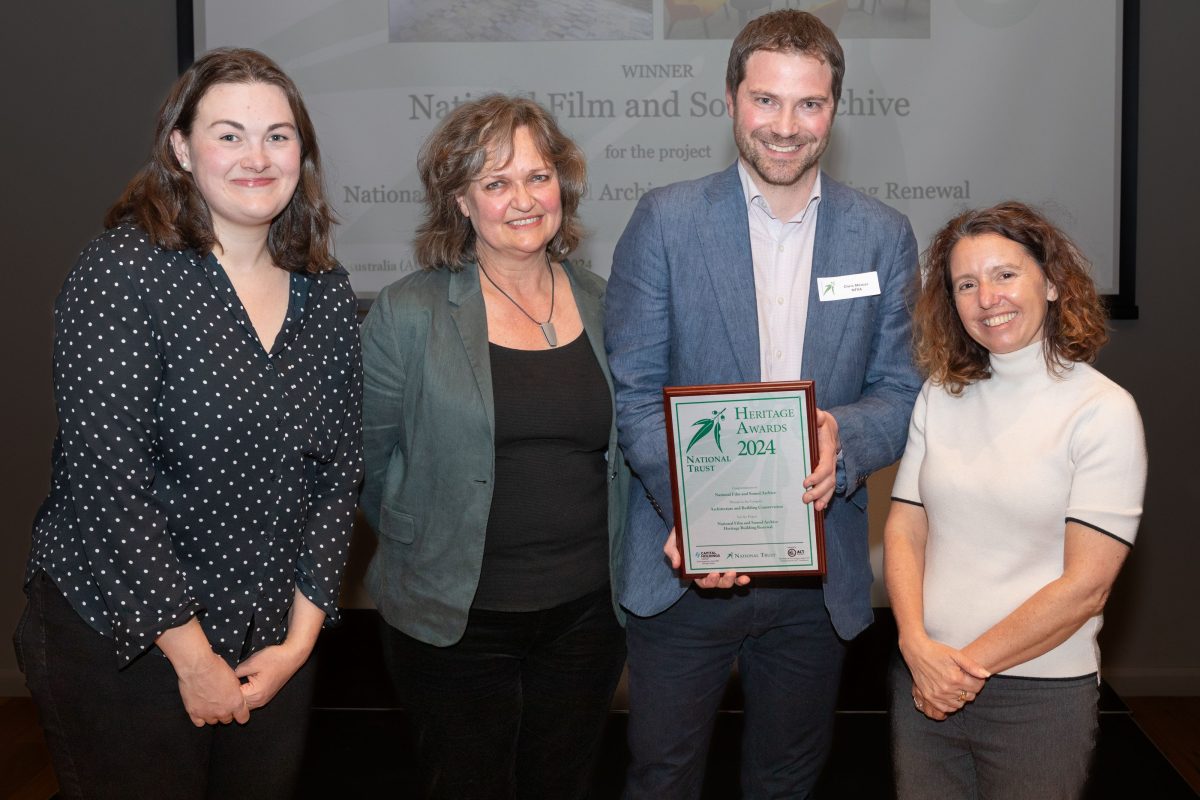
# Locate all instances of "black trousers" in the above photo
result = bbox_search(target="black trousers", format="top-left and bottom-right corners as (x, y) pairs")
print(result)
(14, 571), (316, 800)
(381, 585), (627, 800)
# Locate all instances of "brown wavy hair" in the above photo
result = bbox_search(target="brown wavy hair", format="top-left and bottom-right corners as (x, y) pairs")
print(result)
(105, 48), (337, 273)
(413, 94), (587, 271)
(915, 201), (1109, 394)
(726, 10), (845, 103)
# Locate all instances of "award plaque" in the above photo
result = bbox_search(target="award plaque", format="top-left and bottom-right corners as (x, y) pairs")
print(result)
(663, 381), (826, 578)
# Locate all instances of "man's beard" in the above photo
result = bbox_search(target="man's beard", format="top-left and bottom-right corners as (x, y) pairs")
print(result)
(733, 118), (828, 188)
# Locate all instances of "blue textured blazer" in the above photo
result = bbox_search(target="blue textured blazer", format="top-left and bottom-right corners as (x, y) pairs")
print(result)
(361, 260), (629, 646)
(604, 164), (921, 640)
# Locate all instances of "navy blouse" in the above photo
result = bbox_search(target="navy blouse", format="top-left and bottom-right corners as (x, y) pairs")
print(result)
(27, 224), (363, 667)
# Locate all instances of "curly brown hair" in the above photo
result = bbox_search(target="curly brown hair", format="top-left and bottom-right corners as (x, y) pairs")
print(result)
(412, 94), (587, 271)
(105, 47), (337, 273)
(914, 201), (1109, 394)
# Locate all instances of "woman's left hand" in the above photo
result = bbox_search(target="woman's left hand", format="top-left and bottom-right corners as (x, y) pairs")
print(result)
(909, 683), (939, 721)
(234, 641), (308, 710)
(910, 682), (952, 722)
(900, 634), (989, 719)
(234, 588), (325, 709)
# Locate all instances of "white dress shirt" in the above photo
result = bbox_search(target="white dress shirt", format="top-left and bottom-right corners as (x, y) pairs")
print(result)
(738, 163), (822, 382)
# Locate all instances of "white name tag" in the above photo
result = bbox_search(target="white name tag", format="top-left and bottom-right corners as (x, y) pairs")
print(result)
(818, 271), (881, 301)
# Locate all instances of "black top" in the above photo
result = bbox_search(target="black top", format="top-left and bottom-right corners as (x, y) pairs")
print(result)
(473, 332), (612, 611)
(27, 224), (363, 667)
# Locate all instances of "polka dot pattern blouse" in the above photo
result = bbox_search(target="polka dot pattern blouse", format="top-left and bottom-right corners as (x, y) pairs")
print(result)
(27, 224), (364, 667)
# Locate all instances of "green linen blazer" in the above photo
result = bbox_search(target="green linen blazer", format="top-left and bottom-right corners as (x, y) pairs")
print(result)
(360, 259), (629, 645)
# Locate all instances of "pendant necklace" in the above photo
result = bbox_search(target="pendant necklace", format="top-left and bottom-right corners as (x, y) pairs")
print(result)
(478, 254), (558, 347)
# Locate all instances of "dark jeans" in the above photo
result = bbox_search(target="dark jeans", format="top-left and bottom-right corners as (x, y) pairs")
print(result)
(890, 654), (1099, 800)
(381, 584), (627, 800)
(14, 571), (316, 800)
(623, 582), (847, 800)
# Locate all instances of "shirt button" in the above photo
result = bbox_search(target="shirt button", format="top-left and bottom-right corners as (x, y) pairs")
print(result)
(775, 349), (783, 359)
(777, 296), (785, 305)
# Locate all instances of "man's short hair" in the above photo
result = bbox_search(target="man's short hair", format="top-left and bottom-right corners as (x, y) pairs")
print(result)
(726, 10), (845, 103)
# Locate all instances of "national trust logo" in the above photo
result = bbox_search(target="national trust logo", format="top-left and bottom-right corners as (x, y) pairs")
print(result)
(686, 407), (727, 453)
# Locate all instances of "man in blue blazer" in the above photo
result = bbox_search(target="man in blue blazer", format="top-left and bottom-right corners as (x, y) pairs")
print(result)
(605, 10), (921, 798)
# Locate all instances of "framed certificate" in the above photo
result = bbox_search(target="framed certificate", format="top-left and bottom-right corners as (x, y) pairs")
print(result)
(663, 381), (826, 578)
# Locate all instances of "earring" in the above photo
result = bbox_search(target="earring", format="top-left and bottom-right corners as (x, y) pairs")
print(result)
(181, 162), (190, 170)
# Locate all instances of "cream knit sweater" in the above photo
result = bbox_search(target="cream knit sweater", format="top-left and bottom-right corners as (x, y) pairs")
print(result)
(892, 340), (1146, 678)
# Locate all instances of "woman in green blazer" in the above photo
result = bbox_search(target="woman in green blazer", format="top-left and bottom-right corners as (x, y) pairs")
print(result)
(360, 95), (629, 800)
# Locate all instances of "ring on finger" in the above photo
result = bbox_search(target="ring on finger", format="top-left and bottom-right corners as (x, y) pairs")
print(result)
(913, 696), (924, 711)
(957, 689), (968, 702)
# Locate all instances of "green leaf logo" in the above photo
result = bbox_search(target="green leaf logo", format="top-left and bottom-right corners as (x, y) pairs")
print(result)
(686, 408), (726, 452)
(823, 281), (836, 296)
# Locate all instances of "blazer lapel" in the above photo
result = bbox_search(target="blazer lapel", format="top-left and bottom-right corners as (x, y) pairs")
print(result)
(448, 263), (495, 437)
(567, 261), (615, 395)
(803, 175), (863, 391)
(697, 165), (760, 383)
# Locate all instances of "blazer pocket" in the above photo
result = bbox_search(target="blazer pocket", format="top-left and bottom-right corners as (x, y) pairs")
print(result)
(380, 506), (417, 544)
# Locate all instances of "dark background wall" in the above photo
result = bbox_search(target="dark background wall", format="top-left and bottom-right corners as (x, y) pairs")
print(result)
(2, 1), (1196, 695)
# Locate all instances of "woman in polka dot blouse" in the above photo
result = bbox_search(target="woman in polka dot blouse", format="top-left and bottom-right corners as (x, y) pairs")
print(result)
(15, 48), (363, 799)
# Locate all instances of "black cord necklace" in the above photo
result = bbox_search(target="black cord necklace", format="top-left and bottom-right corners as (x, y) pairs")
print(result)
(478, 253), (558, 347)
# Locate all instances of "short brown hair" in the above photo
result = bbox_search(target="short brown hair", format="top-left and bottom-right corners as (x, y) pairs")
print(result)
(105, 47), (337, 273)
(413, 94), (587, 270)
(915, 201), (1109, 394)
(726, 10), (845, 103)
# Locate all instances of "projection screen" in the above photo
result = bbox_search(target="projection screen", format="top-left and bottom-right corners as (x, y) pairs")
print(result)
(192, 0), (1136, 314)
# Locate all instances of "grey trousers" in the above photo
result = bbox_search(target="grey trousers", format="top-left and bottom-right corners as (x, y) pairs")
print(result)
(890, 654), (1099, 800)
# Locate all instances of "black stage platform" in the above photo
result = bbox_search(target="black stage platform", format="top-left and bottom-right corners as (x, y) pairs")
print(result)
(299, 609), (1197, 798)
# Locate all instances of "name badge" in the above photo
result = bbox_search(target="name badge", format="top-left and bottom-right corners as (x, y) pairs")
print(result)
(818, 271), (881, 301)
